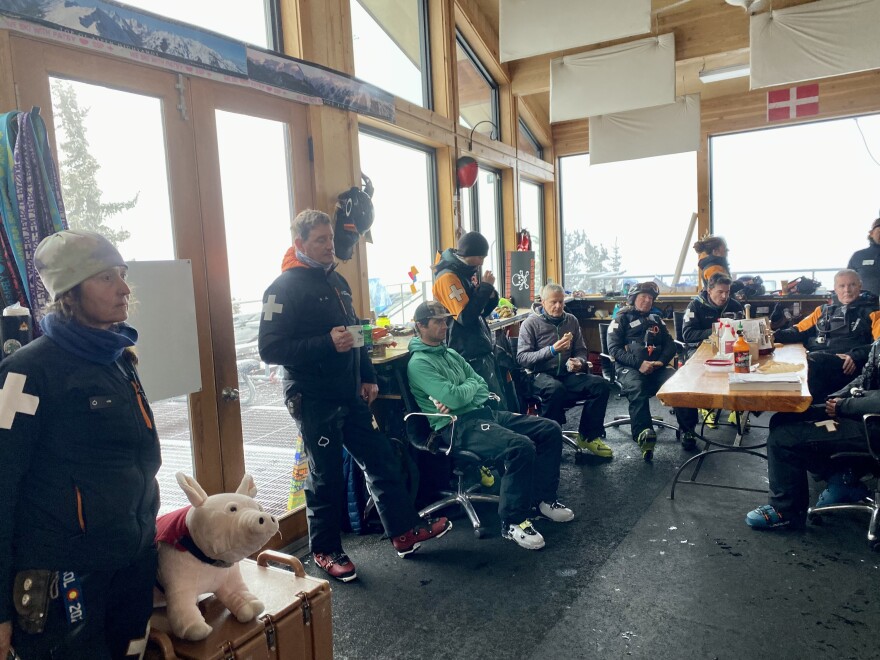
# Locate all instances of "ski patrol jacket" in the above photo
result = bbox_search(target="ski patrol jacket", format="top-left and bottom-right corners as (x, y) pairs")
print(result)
(829, 337), (880, 417)
(696, 252), (731, 290)
(259, 249), (375, 402)
(847, 240), (880, 297)
(0, 338), (160, 624)
(607, 307), (676, 370)
(407, 337), (490, 430)
(680, 291), (744, 348)
(774, 292), (880, 366)
(516, 307), (589, 377)
(432, 248), (499, 361)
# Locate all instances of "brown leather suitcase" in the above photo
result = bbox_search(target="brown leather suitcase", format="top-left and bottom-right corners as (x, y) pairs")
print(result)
(147, 550), (332, 660)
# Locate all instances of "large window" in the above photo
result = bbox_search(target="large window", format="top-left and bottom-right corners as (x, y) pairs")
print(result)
(520, 180), (544, 292)
(124, 0), (272, 48)
(712, 115), (880, 290)
(456, 33), (498, 136)
(460, 168), (503, 279)
(559, 152), (698, 294)
(359, 130), (438, 324)
(350, 0), (431, 107)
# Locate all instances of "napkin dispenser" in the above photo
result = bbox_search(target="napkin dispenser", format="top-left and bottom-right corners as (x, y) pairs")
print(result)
(738, 318), (774, 355)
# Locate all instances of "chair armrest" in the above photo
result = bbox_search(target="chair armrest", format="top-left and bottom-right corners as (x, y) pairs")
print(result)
(600, 352), (615, 363)
(404, 412), (458, 455)
(862, 413), (880, 461)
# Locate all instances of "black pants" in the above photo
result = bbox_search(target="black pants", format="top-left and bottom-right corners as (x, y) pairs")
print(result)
(616, 366), (687, 440)
(12, 547), (157, 660)
(299, 394), (421, 554)
(467, 353), (509, 411)
(532, 371), (611, 439)
(807, 352), (857, 402)
(766, 409), (868, 523)
(451, 408), (563, 525)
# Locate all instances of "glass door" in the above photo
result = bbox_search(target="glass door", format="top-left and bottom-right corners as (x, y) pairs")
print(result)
(189, 78), (313, 541)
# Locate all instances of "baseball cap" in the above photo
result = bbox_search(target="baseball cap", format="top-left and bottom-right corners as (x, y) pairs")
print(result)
(413, 301), (453, 324)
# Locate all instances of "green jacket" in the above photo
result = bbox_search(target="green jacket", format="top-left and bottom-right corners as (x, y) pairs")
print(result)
(407, 336), (489, 430)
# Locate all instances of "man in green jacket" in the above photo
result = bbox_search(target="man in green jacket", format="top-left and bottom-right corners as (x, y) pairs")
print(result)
(407, 301), (573, 550)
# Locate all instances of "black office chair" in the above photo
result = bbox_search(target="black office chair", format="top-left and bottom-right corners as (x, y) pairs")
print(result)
(398, 355), (500, 539)
(598, 321), (678, 435)
(807, 413), (880, 551)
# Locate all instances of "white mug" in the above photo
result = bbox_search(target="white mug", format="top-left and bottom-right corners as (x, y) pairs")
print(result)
(346, 325), (365, 348)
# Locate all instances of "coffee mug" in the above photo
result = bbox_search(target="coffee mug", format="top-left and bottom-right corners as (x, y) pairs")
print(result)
(346, 324), (365, 348)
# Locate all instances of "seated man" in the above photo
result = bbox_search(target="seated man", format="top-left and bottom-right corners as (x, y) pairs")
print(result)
(745, 337), (880, 530)
(607, 282), (689, 460)
(679, 273), (744, 443)
(516, 283), (613, 458)
(407, 301), (573, 551)
(774, 269), (880, 401)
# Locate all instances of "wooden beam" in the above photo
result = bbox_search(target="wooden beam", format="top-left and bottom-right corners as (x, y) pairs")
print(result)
(454, 0), (509, 85)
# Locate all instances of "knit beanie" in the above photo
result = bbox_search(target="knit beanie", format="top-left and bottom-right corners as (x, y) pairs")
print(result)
(34, 229), (126, 300)
(457, 231), (489, 258)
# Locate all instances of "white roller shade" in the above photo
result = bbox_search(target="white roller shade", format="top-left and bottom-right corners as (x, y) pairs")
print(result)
(589, 95), (701, 166)
(499, 0), (651, 62)
(751, 0), (880, 89)
(551, 34), (675, 123)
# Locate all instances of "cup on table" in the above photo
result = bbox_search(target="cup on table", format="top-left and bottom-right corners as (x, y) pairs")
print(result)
(346, 324), (365, 347)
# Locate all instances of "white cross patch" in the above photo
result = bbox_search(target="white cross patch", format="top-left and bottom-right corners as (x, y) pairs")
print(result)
(125, 622), (150, 659)
(263, 294), (283, 321)
(608, 320), (619, 334)
(683, 308), (695, 323)
(448, 284), (465, 302)
(814, 419), (838, 432)
(0, 373), (39, 430)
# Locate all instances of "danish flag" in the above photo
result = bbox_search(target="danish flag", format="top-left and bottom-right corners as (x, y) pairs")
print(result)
(767, 84), (819, 122)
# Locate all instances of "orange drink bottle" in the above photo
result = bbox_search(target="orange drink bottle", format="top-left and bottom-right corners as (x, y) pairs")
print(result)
(733, 329), (751, 373)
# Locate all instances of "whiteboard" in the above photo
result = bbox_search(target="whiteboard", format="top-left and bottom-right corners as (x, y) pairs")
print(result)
(125, 260), (202, 402)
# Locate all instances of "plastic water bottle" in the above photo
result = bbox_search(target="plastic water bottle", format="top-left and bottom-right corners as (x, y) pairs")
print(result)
(362, 319), (373, 354)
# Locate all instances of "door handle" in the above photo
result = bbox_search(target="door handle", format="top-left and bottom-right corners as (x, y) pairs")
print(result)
(222, 386), (240, 401)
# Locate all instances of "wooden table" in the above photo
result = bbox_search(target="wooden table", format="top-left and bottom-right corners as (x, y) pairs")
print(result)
(657, 342), (812, 497)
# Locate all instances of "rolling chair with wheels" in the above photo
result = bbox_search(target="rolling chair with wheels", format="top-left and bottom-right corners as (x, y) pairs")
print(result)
(807, 413), (880, 550)
(398, 355), (500, 539)
(598, 321), (679, 436)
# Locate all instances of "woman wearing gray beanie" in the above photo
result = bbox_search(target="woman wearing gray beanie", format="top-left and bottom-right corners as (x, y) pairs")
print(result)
(0, 229), (160, 660)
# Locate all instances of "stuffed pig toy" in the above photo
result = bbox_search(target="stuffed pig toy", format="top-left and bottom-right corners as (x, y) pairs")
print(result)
(155, 472), (280, 640)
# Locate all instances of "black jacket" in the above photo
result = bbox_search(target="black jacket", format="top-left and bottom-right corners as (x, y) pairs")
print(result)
(681, 292), (744, 350)
(607, 307), (676, 370)
(258, 257), (375, 402)
(775, 292), (880, 366)
(432, 247), (499, 360)
(0, 337), (160, 623)
(830, 337), (880, 418)
(848, 240), (880, 297)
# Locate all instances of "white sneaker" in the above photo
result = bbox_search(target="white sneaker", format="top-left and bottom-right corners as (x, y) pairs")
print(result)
(502, 520), (545, 550)
(539, 500), (574, 522)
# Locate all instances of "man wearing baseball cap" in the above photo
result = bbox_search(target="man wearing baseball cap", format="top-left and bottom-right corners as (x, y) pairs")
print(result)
(407, 301), (573, 551)
(432, 232), (507, 407)
(847, 214), (880, 296)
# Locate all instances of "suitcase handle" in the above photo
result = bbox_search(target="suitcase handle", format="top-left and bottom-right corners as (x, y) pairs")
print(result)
(147, 629), (178, 659)
(256, 549), (306, 577)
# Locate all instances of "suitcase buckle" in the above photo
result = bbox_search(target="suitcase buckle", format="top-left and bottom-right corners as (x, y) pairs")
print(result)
(297, 591), (312, 625)
(261, 614), (277, 651)
(221, 641), (235, 660)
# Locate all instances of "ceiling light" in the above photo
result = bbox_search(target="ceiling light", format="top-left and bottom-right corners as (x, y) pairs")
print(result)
(699, 64), (750, 84)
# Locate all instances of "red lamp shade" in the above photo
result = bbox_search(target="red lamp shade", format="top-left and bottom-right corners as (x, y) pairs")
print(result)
(456, 156), (478, 189)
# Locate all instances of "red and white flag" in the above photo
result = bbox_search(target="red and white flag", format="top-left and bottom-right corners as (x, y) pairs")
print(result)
(767, 84), (819, 122)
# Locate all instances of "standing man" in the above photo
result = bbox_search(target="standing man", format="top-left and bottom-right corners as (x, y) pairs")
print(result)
(517, 283), (613, 458)
(847, 215), (880, 297)
(259, 210), (450, 583)
(774, 269), (880, 401)
(607, 282), (683, 461)
(433, 231), (505, 404)
(678, 273), (744, 445)
(407, 301), (573, 551)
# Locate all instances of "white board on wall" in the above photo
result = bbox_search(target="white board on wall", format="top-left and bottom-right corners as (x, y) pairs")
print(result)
(125, 260), (202, 403)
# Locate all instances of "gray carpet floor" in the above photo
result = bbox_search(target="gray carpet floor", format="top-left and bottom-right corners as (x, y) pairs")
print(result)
(283, 395), (880, 660)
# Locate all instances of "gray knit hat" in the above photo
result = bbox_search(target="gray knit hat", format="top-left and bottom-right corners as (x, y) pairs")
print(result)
(34, 229), (126, 300)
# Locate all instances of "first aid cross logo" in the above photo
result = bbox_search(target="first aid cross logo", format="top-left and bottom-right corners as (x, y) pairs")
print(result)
(0, 372), (39, 430)
(448, 284), (465, 302)
(263, 294), (283, 321)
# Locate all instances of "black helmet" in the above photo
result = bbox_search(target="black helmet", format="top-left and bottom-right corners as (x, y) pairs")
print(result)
(458, 231), (489, 257)
(334, 173), (374, 261)
(627, 281), (660, 306)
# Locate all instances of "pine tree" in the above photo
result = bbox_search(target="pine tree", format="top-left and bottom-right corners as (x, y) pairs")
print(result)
(563, 228), (611, 293)
(50, 80), (138, 246)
